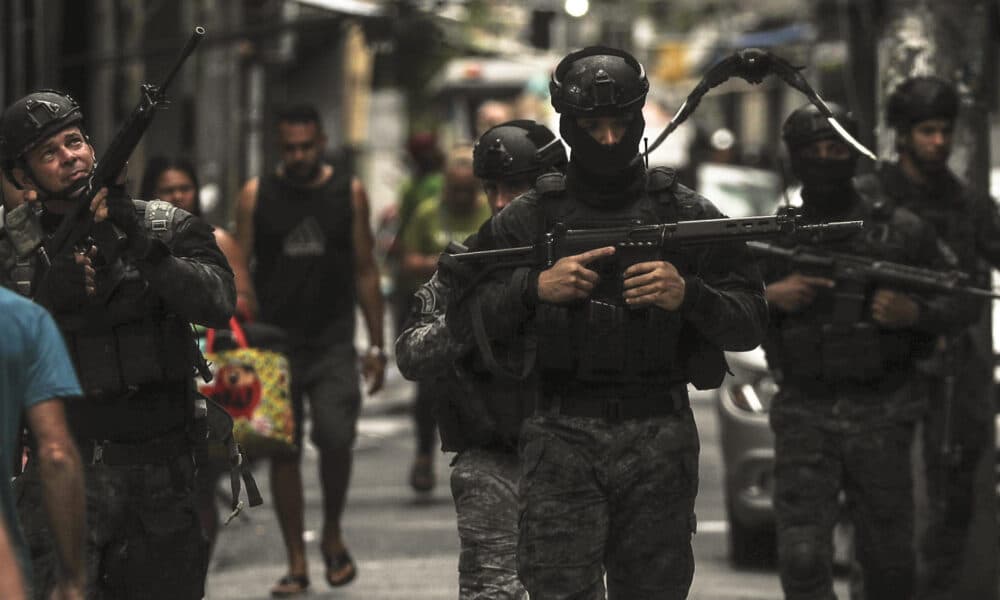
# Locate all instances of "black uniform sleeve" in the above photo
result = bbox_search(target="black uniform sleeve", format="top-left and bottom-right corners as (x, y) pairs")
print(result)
(909, 217), (981, 334)
(973, 193), (1000, 268)
(137, 214), (236, 328)
(674, 193), (768, 351)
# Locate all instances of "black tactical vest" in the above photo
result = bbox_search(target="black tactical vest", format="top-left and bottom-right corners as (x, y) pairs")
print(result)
(530, 167), (715, 391)
(56, 201), (196, 398)
(765, 178), (933, 387)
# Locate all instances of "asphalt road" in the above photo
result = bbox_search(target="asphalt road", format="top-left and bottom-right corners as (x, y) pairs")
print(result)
(203, 366), (848, 599)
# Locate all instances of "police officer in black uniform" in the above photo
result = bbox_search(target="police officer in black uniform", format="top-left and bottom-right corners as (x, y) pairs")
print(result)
(449, 46), (767, 600)
(878, 76), (1000, 600)
(397, 120), (566, 599)
(0, 90), (235, 599)
(763, 103), (971, 600)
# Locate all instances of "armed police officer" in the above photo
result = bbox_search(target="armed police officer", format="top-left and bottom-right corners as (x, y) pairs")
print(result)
(0, 90), (235, 599)
(878, 76), (1000, 600)
(397, 120), (566, 599)
(762, 103), (971, 600)
(447, 46), (767, 599)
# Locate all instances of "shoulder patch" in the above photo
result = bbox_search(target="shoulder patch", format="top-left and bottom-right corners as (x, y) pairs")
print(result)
(534, 172), (566, 197)
(646, 166), (677, 192)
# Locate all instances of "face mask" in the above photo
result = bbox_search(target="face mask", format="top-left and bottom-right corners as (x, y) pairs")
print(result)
(560, 110), (645, 177)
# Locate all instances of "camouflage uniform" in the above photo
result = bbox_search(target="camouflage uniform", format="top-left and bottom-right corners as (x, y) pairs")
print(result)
(2, 199), (235, 600)
(878, 162), (1000, 599)
(396, 270), (528, 600)
(761, 178), (969, 600)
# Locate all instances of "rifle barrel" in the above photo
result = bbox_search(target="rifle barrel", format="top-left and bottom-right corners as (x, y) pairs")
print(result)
(159, 27), (206, 92)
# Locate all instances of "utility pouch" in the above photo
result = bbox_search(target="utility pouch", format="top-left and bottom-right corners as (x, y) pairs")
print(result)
(779, 323), (824, 380)
(821, 322), (883, 381)
(69, 331), (123, 395)
(577, 300), (627, 379)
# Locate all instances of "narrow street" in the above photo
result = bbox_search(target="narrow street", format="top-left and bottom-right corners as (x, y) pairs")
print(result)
(204, 367), (847, 599)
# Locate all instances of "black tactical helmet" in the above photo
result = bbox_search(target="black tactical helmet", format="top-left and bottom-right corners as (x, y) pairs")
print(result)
(886, 76), (958, 130)
(550, 46), (649, 116)
(473, 120), (567, 181)
(782, 102), (858, 150)
(0, 90), (84, 169)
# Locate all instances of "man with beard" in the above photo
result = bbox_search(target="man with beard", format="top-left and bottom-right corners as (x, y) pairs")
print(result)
(762, 103), (971, 600)
(235, 104), (385, 597)
(396, 120), (566, 599)
(448, 46), (768, 599)
(878, 76), (1000, 600)
(0, 90), (235, 599)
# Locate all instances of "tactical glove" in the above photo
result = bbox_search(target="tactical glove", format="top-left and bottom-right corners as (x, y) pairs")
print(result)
(35, 252), (93, 311)
(105, 184), (155, 260)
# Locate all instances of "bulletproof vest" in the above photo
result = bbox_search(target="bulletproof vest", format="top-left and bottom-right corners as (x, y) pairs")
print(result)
(770, 180), (929, 385)
(50, 200), (196, 397)
(531, 167), (695, 387)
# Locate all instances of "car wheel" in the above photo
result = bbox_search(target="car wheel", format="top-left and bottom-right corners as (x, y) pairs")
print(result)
(727, 500), (777, 569)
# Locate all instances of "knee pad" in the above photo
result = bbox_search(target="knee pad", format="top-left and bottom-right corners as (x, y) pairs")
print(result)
(782, 540), (827, 586)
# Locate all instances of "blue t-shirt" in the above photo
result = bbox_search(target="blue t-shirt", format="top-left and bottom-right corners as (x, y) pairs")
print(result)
(1, 287), (81, 580)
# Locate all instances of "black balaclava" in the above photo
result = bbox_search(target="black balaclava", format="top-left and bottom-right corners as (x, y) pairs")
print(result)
(561, 109), (646, 205)
(789, 142), (858, 218)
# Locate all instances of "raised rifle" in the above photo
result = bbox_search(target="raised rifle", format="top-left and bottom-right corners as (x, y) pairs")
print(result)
(41, 27), (206, 266)
(746, 241), (1000, 299)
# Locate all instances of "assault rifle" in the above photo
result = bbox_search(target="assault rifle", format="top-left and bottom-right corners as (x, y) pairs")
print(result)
(41, 27), (206, 265)
(746, 241), (1000, 299)
(441, 207), (863, 298)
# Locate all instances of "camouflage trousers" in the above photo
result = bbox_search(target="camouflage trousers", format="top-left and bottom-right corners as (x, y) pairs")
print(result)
(517, 410), (699, 600)
(771, 387), (917, 600)
(450, 447), (527, 600)
(15, 452), (207, 600)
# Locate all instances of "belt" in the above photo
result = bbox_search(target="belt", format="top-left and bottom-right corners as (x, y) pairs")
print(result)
(86, 429), (191, 466)
(537, 388), (689, 421)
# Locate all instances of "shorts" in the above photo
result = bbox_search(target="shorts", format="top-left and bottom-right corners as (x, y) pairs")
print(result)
(288, 341), (362, 454)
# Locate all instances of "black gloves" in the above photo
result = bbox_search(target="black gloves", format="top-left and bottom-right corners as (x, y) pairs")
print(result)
(105, 184), (154, 260)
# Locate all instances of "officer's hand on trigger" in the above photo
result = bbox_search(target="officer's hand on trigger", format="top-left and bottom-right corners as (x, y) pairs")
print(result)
(765, 273), (835, 313)
(537, 246), (615, 304)
(89, 166), (126, 224)
(623, 260), (686, 311)
(871, 289), (920, 329)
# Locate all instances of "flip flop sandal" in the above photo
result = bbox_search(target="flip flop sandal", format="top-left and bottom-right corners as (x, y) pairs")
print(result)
(323, 549), (357, 587)
(270, 574), (310, 597)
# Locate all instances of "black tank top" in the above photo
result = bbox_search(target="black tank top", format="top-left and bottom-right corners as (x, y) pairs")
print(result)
(252, 165), (356, 345)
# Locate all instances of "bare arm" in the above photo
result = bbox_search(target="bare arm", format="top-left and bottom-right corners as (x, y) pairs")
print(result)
(215, 227), (258, 321)
(351, 177), (386, 393)
(26, 399), (85, 596)
(235, 178), (259, 262)
(0, 515), (27, 600)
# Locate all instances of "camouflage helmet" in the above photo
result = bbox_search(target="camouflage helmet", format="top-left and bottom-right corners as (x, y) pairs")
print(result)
(473, 120), (567, 181)
(0, 90), (84, 168)
(886, 76), (959, 130)
(782, 101), (858, 150)
(549, 46), (649, 116)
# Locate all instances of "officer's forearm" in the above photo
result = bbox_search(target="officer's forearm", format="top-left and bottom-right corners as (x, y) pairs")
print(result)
(140, 256), (235, 328)
(682, 277), (768, 350)
(38, 438), (86, 588)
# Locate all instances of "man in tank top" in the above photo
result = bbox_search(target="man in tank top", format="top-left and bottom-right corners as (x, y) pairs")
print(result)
(235, 104), (385, 597)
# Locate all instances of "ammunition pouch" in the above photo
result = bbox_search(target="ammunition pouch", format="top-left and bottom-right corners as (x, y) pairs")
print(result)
(193, 395), (263, 523)
(536, 300), (683, 383)
(65, 314), (196, 397)
(779, 321), (884, 382)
